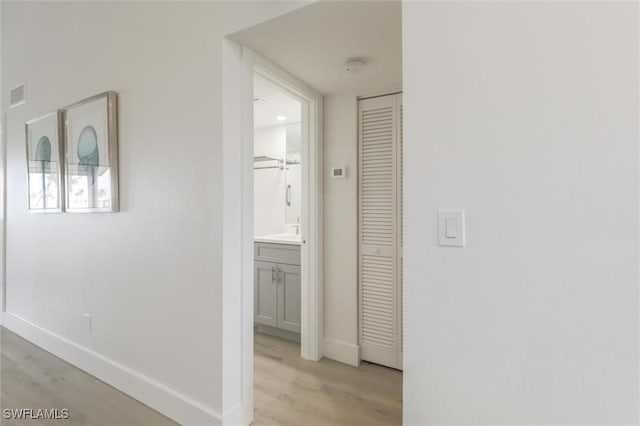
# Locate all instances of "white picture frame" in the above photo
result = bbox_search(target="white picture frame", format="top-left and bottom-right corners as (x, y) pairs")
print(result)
(25, 111), (63, 212)
(63, 91), (119, 213)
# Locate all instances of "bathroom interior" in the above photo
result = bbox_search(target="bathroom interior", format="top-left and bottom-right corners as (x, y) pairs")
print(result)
(253, 72), (304, 344)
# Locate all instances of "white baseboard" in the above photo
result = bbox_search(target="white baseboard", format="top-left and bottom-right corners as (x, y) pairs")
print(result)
(222, 402), (251, 426)
(322, 337), (360, 367)
(255, 324), (300, 343)
(1, 312), (221, 426)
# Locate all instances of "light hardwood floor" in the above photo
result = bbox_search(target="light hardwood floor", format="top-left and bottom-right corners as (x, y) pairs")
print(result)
(254, 332), (402, 426)
(1, 327), (402, 426)
(0, 327), (177, 426)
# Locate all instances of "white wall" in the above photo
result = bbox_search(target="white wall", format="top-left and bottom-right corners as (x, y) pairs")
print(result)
(403, 2), (639, 425)
(254, 126), (286, 236)
(322, 93), (359, 365)
(1, 2), (306, 425)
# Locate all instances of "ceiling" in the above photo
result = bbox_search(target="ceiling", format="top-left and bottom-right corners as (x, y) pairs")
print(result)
(231, 0), (402, 96)
(254, 73), (302, 129)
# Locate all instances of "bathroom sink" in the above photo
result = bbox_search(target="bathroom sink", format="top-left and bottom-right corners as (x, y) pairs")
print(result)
(254, 233), (301, 245)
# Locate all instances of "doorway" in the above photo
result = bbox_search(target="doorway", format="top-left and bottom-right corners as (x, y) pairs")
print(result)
(252, 69), (305, 344)
(249, 51), (324, 362)
(219, 43), (323, 424)
(222, 2), (402, 424)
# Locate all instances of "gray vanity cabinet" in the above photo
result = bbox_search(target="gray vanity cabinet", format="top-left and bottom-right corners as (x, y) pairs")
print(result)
(276, 263), (301, 333)
(254, 261), (278, 327)
(254, 242), (301, 335)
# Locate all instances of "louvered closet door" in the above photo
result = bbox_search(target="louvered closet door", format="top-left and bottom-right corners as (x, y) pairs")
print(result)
(359, 93), (402, 370)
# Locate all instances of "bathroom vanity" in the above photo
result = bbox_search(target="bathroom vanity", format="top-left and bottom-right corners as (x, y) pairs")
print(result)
(254, 234), (301, 341)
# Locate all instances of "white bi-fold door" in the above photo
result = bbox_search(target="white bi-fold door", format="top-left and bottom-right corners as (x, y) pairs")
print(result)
(358, 93), (403, 370)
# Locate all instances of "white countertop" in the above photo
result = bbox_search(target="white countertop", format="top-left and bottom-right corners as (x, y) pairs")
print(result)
(254, 233), (302, 245)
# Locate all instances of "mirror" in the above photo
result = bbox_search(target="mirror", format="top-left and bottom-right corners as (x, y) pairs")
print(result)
(285, 123), (301, 225)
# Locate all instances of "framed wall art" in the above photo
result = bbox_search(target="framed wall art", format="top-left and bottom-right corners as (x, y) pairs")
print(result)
(63, 91), (119, 213)
(25, 111), (63, 212)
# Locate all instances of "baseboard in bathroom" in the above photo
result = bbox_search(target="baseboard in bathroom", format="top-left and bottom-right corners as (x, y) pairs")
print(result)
(254, 324), (301, 343)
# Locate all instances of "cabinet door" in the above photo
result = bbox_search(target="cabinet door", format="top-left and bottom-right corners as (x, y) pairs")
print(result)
(277, 263), (301, 334)
(255, 261), (278, 327)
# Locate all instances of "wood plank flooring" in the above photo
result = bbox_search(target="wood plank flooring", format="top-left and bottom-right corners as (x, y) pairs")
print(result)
(254, 332), (402, 426)
(1, 327), (403, 426)
(0, 327), (177, 426)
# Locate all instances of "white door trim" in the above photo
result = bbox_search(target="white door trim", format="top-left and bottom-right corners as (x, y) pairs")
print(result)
(221, 40), (323, 425)
(221, 38), (249, 426)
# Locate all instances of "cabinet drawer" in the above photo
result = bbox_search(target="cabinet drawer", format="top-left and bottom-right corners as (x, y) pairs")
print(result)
(255, 242), (300, 265)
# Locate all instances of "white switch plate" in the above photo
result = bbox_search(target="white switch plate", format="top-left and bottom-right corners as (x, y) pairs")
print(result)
(438, 209), (465, 247)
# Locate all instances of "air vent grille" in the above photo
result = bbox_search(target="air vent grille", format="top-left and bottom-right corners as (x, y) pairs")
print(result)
(10, 84), (25, 108)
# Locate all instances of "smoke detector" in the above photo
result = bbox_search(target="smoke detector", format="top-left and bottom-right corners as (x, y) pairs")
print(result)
(344, 58), (365, 73)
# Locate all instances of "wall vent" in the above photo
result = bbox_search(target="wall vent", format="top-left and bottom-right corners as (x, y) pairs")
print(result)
(10, 84), (25, 108)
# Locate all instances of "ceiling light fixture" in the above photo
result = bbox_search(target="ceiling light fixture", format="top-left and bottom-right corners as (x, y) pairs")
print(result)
(276, 115), (287, 121)
(344, 58), (365, 73)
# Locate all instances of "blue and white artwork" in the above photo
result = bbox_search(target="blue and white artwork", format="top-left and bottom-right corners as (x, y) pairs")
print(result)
(64, 92), (118, 212)
(26, 112), (62, 211)
(77, 125), (99, 185)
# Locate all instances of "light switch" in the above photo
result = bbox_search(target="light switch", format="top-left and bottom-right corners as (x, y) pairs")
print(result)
(438, 209), (465, 247)
(445, 218), (457, 238)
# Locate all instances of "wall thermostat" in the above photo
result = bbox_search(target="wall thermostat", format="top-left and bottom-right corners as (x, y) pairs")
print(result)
(331, 167), (347, 179)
